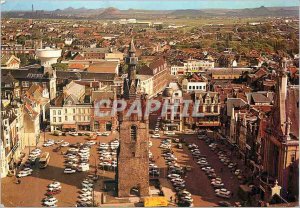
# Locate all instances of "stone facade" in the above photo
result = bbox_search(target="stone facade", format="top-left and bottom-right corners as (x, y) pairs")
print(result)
(117, 117), (149, 197)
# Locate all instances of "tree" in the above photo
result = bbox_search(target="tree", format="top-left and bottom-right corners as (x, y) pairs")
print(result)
(51, 63), (68, 71)
(16, 35), (26, 45)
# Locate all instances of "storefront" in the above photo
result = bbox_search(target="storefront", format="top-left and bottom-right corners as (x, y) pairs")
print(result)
(78, 123), (91, 131)
(163, 123), (179, 131)
(62, 124), (77, 132)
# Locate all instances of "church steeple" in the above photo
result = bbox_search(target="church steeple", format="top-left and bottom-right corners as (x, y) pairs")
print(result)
(123, 38), (139, 99)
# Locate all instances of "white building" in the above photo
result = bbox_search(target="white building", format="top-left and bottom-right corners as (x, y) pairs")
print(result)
(170, 59), (214, 75)
(171, 65), (185, 75)
(50, 103), (92, 132)
(137, 75), (154, 98)
(182, 74), (208, 92)
(184, 59), (214, 73)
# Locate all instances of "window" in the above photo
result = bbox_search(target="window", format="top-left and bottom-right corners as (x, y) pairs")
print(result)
(291, 153), (296, 163)
(53, 117), (56, 122)
(94, 121), (99, 130)
(130, 125), (137, 141)
(199, 86), (202, 89)
(73, 116), (75, 121)
(65, 116), (68, 121)
(22, 81), (29, 87)
(58, 110), (61, 115)
(189, 86), (192, 90)
(58, 117), (62, 122)
(53, 110), (56, 116)
(73, 109), (75, 114)
(65, 109), (67, 114)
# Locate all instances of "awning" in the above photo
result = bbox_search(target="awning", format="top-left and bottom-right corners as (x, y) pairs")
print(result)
(77, 122), (90, 125)
(62, 124), (76, 129)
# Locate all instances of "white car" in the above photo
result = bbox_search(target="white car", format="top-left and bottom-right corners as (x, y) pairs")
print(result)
(64, 168), (76, 174)
(68, 148), (79, 153)
(43, 197), (58, 206)
(43, 142), (53, 147)
(102, 132), (109, 136)
(22, 168), (33, 173)
(96, 132), (102, 136)
(55, 140), (64, 144)
(80, 193), (92, 198)
(79, 148), (90, 153)
(17, 171), (31, 178)
(78, 163), (90, 172)
(215, 188), (231, 199)
(86, 141), (96, 145)
(165, 131), (175, 135)
(67, 155), (77, 159)
(69, 132), (79, 136)
(29, 151), (41, 157)
(48, 186), (62, 192)
(48, 181), (61, 188)
(181, 195), (194, 203)
(151, 134), (160, 138)
(167, 174), (181, 179)
(211, 180), (224, 188)
(78, 152), (90, 157)
(80, 189), (92, 194)
(61, 142), (70, 147)
(31, 148), (42, 154)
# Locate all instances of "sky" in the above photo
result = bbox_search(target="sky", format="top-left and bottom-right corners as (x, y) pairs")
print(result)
(1, 0), (299, 11)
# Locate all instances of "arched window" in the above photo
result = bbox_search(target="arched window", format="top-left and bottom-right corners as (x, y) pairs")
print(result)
(130, 125), (137, 141)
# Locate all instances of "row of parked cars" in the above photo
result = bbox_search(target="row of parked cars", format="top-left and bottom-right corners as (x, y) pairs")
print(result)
(159, 137), (193, 207)
(197, 134), (232, 200)
(98, 139), (119, 171)
(53, 131), (110, 137)
(188, 141), (233, 200)
(63, 142), (94, 174)
(42, 181), (61, 207)
(17, 148), (43, 177)
(77, 174), (98, 207)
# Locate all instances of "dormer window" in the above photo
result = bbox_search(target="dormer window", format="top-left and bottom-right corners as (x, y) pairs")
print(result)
(130, 125), (137, 142)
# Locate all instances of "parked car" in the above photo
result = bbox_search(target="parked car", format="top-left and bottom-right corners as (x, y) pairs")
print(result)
(61, 142), (70, 147)
(151, 134), (160, 138)
(215, 188), (231, 199)
(165, 131), (175, 135)
(64, 168), (76, 174)
(102, 132), (110, 136)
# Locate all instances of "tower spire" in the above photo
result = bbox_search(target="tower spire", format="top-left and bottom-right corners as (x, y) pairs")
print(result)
(129, 37), (136, 53)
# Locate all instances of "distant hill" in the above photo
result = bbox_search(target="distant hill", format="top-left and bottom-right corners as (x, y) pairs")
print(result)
(2, 6), (299, 19)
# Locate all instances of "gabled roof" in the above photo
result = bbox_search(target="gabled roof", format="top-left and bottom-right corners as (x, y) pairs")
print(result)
(64, 94), (79, 105)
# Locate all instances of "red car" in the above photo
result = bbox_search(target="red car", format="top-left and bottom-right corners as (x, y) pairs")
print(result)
(46, 190), (61, 196)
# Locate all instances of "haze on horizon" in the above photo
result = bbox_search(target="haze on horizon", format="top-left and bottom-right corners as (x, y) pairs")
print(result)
(1, 0), (299, 11)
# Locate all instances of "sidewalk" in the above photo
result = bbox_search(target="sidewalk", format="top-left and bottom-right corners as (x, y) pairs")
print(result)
(160, 178), (177, 206)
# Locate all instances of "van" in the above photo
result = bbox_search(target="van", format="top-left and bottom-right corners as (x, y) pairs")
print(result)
(78, 164), (89, 172)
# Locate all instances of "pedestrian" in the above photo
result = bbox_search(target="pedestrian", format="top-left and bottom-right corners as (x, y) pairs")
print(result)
(170, 196), (173, 202)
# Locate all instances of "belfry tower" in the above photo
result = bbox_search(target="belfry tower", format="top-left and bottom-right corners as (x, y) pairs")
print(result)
(117, 39), (150, 197)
